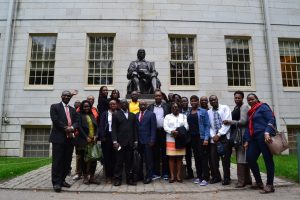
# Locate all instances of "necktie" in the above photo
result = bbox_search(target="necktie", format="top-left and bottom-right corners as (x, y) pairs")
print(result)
(213, 109), (222, 133)
(140, 111), (144, 122)
(65, 105), (72, 126)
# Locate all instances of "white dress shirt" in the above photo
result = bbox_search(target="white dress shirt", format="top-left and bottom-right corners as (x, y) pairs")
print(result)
(208, 104), (232, 143)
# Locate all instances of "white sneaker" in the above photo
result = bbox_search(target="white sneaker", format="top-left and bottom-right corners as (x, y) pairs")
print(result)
(72, 174), (81, 180)
(199, 180), (208, 186)
(151, 175), (161, 181)
(193, 178), (200, 184)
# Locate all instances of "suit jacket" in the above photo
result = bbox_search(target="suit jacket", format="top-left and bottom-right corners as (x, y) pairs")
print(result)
(49, 102), (79, 144)
(136, 110), (157, 144)
(98, 111), (110, 140)
(112, 110), (137, 147)
(76, 113), (98, 146)
(147, 102), (170, 117)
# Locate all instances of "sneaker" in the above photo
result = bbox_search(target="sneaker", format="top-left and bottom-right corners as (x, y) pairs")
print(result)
(72, 174), (81, 180)
(199, 180), (208, 186)
(193, 178), (200, 184)
(162, 175), (169, 180)
(151, 175), (161, 181)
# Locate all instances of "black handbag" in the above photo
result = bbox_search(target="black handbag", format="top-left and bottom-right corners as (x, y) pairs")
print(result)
(175, 126), (188, 149)
(132, 149), (141, 175)
(230, 124), (242, 148)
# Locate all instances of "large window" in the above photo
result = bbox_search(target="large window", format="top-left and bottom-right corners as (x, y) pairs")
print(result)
(169, 36), (196, 87)
(279, 40), (300, 87)
(28, 35), (56, 85)
(225, 37), (252, 87)
(87, 35), (114, 85)
(23, 127), (50, 157)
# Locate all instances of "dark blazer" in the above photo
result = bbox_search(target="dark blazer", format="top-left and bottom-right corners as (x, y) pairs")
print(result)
(112, 110), (137, 147)
(49, 102), (78, 144)
(97, 96), (109, 115)
(147, 102), (170, 117)
(136, 110), (157, 144)
(76, 113), (98, 146)
(98, 111), (109, 141)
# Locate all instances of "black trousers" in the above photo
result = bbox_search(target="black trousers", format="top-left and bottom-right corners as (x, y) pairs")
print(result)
(191, 135), (209, 181)
(101, 133), (115, 179)
(185, 141), (193, 176)
(210, 137), (232, 180)
(51, 141), (74, 186)
(114, 145), (133, 181)
(153, 128), (169, 176)
(138, 143), (153, 179)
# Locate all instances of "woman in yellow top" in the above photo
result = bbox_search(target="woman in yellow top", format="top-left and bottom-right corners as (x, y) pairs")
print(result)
(77, 100), (100, 185)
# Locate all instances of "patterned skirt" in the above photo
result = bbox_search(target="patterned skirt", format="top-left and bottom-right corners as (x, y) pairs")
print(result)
(166, 141), (186, 156)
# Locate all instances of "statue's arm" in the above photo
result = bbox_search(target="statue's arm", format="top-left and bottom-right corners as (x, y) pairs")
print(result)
(127, 61), (137, 79)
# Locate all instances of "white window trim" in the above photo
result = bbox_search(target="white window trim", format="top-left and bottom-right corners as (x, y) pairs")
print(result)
(224, 36), (256, 91)
(24, 33), (57, 90)
(84, 33), (116, 90)
(168, 34), (199, 90)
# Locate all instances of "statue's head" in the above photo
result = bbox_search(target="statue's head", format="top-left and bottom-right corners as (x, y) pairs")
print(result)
(137, 49), (146, 60)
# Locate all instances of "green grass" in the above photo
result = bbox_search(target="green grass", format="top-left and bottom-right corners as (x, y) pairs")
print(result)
(0, 157), (51, 181)
(231, 155), (298, 182)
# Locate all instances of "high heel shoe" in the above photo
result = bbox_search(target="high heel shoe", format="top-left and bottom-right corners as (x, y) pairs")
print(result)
(169, 179), (175, 183)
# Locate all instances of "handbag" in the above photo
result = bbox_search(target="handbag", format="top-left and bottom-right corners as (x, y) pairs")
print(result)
(230, 124), (242, 148)
(266, 123), (289, 155)
(217, 141), (225, 156)
(85, 143), (103, 162)
(132, 149), (141, 175)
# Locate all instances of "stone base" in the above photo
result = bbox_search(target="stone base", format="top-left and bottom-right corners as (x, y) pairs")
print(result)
(125, 94), (154, 99)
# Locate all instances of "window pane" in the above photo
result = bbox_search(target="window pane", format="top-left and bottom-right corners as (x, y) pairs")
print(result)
(88, 35), (114, 85)
(23, 128), (50, 157)
(169, 36), (196, 86)
(225, 38), (252, 86)
(29, 36), (56, 85)
(279, 40), (300, 87)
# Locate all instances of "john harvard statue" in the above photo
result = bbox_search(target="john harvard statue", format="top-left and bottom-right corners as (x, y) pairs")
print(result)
(127, 49), (161, 94)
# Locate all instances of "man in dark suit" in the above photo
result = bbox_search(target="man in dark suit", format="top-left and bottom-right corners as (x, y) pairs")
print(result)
(112, 99), (138, 186)
(148, 90), (170, 180)
(49, 90), (78, 192)
(136, 100), (156, 184)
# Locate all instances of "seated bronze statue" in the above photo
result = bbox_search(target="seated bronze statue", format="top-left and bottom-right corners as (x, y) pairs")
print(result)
(127, 49), (161, 94)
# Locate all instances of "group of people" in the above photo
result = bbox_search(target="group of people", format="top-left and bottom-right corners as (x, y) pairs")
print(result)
(50, 87), (277, 194)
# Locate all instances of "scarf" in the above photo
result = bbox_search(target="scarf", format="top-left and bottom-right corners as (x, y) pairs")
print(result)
(247, 102), (263, 136)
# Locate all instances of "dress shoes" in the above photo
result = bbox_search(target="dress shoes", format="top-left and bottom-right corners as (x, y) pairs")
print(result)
(53, 184), (61, 193)
(127, 180), (137, 186)
(143, 178), (152, 184)
(114, 180), (122, 186)
(250, 182), (264, 190)
(222, 178), (231, 185)
(209, 178), (221, 184)
(61, 181), (71, 188)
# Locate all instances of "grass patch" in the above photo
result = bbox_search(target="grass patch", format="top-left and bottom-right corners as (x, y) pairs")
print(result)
(231, 155), (298, 182)
(0, 157), (51, 181)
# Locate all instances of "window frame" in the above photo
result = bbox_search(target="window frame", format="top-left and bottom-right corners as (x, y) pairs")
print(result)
(224, 36), (256, 92)
(84, 33), (116, 90)
(21, 125), (51, 158)
(278, 38), (300, 91)
(168, 34), (199, 91)
(24, 33), (57, 90)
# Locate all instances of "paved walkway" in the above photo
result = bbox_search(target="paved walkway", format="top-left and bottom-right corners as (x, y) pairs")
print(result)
(0, 159), (294, 193)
